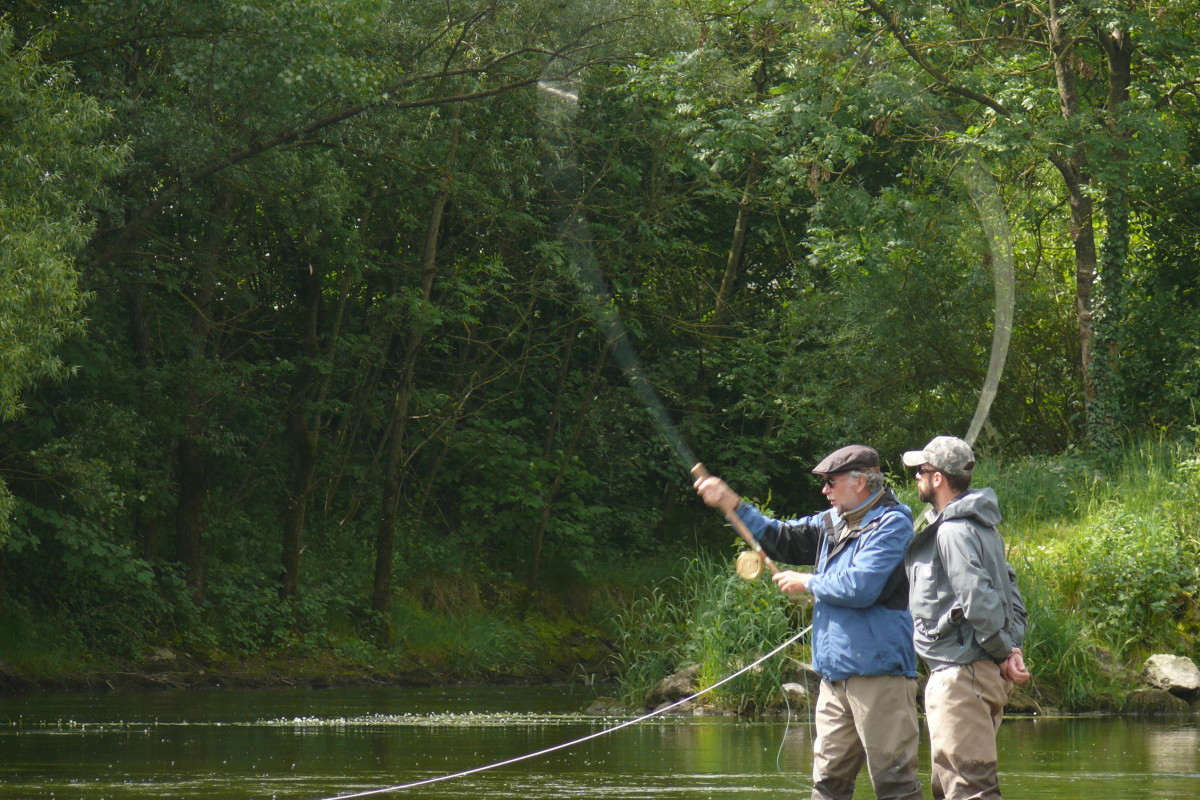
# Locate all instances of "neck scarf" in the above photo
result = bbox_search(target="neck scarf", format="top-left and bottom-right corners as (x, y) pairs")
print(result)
(841, 487), (885, 529)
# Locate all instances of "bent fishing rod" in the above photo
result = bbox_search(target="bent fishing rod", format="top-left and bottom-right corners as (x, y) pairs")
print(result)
(540, 74), (784, 571)
(303, 73), (811, 800)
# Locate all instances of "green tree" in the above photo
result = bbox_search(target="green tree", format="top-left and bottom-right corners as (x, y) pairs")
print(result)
(0, 22), (124, 535)
(854, 0), (1200, 450)
(4, 0), (1198, 670)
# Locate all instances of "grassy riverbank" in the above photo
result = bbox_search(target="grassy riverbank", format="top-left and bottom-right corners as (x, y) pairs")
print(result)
(991, 437), (1200, 709)
(0, 574), (625, 693)
(2, 438), (1198, 709)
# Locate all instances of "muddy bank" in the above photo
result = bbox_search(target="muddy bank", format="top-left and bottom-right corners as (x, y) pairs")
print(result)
(0, 642), (615, 695)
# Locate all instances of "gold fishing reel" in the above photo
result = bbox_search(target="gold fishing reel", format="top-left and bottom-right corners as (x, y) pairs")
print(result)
(735, 550), (764, 580)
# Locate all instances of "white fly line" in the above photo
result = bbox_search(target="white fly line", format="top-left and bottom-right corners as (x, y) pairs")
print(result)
(310, 623), (813, 800)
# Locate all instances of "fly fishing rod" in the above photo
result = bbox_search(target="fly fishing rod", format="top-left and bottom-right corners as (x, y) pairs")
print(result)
(541, 76), (779, 574)
(304, 69), (815, 800)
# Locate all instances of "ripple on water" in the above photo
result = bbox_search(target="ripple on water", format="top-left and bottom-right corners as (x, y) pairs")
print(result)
(260, 711), (632, 728)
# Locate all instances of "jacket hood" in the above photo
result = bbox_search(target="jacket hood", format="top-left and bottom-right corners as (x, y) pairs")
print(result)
(941, 487), (1002, 528)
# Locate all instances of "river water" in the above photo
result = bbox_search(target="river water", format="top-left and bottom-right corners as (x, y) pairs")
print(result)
(0, 685), (1196, 799)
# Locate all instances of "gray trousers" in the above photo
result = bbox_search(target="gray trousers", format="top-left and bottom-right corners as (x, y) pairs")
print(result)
(811, 675), (923, 800)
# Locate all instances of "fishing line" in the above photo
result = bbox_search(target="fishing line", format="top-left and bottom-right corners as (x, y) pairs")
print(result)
(310, 623), (813, 800)
(775, 672), (814, 793)
(541, 81), (1014, 457)
(316, 52), (1017, 800)
(961, 151), (1015, 447)
(301, 15), (1011, 800)
(306, 67), (815, 800)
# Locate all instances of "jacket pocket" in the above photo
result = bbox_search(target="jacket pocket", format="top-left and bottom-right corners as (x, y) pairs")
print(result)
(933, 605), (965, 637)
(910, 563), (939, 627)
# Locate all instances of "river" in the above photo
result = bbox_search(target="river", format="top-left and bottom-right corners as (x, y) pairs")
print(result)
(0, 685), (1196, 799)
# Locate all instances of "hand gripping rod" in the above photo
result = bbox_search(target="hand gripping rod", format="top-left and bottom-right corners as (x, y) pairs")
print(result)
(690, 463), (779, 575)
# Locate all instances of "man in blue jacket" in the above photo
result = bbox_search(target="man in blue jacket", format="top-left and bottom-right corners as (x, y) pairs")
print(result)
(695, 444), (921, 800)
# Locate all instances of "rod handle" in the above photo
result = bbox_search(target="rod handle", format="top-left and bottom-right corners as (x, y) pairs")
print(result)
(691, 462), (779, 575)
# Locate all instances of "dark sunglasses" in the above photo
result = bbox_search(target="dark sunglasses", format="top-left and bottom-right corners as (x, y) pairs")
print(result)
(913, 467), (939, 478)
(821, 474), (847, 488)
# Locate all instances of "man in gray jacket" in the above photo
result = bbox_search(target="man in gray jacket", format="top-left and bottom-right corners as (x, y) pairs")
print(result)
(900, 436), (1030, 800)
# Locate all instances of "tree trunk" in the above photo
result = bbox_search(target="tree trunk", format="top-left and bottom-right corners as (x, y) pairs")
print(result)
(176, 426), (208, 603)
(409, 296), (540, 522)
(371, 99), (461, 615)
(126, 287), (161, 563)
(1047, 0), (1101, 414)
(529, 332), (604, 586)
(372, 185), (450, 615)
(1087, 25), (1134, 451)
(174, 192), (233, 604)
(279, 262), (323, 601)
(280, 262), (356, 599)
(714, 158), (761, 326)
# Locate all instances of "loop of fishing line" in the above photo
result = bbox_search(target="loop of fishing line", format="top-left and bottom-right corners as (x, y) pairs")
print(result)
(311, 624), (813, 800)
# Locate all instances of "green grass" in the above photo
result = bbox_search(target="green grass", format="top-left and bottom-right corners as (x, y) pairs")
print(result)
(0, 602), (88, 675)
(7, 438), (1196, 712)
(610, 552), (809, 714)
(940, 436), (1199, 708)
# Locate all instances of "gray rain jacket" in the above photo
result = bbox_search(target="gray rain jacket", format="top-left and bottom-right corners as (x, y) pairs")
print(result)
(905, 488), (1026, 671)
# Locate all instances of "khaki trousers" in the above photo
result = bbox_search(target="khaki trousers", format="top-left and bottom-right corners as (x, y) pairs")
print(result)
(811, 675), (923, 800)
(924, 660), (1013, 800)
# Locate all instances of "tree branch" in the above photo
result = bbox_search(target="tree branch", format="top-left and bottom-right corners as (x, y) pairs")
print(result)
(90, 43), (597, 269)
(1158, 77), (1200, 110)
(858, 0), (1010, 117)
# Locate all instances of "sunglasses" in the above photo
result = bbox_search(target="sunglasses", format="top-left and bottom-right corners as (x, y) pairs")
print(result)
(913, 467), (939, 478)
(821, 474), (848, 488)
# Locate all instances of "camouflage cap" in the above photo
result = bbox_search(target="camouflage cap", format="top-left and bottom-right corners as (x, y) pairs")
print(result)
(901, 436), (975, 476)
(811, 444), (880, 475)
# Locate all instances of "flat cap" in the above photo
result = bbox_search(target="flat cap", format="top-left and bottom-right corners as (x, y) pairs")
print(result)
(812, 444), (880, 475)
(901, 435), (975, 476)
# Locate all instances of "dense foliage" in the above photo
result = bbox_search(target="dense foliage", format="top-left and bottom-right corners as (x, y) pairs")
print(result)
(1, 1), (1199, 696)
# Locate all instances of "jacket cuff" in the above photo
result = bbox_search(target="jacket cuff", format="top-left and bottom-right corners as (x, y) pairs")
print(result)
(734, 502), (764, 540)
(979, 630), (1013, 661)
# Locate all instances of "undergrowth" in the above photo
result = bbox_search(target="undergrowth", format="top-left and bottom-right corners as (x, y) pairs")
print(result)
(610, 552), (809, 714)
(4, 437), (1197, 710)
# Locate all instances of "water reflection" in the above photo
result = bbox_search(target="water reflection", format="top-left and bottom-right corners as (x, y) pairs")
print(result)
(0, 688), (1196, 799)
(1146, 723), (1200, 774)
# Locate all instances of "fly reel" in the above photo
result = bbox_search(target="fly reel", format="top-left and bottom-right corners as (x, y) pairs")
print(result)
(735, 550), (764, 580)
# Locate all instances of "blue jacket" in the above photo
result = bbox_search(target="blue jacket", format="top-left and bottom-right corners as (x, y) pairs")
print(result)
(736, 490), (918, 682)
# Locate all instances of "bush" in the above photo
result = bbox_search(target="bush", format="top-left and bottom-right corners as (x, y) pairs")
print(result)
(611, 553), (808, 714)
(1014, 558), (1119, 710)
(1077, 505), (1195, 657)
(997, 436), (1200, 683)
